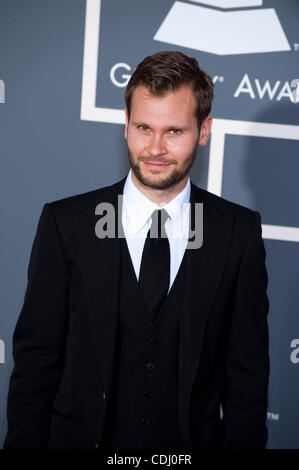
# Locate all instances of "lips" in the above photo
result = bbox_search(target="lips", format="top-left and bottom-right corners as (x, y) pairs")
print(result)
(143, 161), (172, 167)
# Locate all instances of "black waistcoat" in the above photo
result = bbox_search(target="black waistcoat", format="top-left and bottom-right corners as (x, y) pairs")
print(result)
(102, 237), (188, 449)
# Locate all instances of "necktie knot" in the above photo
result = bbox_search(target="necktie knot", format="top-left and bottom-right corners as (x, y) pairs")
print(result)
(149, 208), (169, 239)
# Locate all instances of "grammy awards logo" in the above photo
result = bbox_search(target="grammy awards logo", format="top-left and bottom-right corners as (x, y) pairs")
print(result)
(154, 0), (291, 55)
(81, 0), (295, 124)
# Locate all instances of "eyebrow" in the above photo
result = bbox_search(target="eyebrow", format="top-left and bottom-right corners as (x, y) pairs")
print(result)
(132, 121), (188, 131)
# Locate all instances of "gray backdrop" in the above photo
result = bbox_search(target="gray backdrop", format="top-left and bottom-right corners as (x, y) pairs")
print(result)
(0, 0), (298, 449)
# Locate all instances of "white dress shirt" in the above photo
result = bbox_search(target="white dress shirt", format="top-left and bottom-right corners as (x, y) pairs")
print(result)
(122, 169), (191, 293)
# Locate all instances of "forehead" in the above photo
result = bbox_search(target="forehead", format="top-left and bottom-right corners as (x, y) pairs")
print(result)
(129, 85), (197, 122)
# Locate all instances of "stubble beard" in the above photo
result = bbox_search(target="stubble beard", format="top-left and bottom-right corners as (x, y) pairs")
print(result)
(128, 144), (198, 190)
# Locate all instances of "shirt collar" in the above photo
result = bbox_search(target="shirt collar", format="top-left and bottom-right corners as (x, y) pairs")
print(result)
(122, 169), (191, 236)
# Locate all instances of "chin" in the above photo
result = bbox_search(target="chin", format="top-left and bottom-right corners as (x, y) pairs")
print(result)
(133, 165), (185, 191)
(142, 177), (170, 190)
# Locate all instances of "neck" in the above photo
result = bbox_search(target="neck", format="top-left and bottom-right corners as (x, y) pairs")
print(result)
(131, 171), (189, 205)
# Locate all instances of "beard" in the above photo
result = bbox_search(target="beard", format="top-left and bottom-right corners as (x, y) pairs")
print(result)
(128, 143), (198, 190)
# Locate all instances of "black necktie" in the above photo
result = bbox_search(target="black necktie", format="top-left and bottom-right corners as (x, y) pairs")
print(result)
(138, 209), (170, 323)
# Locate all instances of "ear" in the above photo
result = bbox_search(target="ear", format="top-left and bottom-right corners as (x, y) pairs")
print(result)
(198, 116), (212, 147)
(124, 108), (128, 140)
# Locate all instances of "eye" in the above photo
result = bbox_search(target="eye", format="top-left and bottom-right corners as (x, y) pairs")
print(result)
(137, 124), (150, 131)
(169, 128), (182, 135)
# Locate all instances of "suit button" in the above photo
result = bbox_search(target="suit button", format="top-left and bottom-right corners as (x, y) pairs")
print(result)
(149, 336), (158, 343)
(141, 417), (151, 425)
(144, 390), (153, 398)
(146, 362), (155, 371)
(95, 441), (101, 449)
(102, 392), (107, 400)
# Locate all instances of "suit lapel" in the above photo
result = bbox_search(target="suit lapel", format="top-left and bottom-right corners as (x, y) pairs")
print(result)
(178, 184), (234, 445)
(75, 179), (126, 394)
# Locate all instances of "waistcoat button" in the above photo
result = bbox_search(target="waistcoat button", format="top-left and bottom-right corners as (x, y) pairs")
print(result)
(146, 362), (155, 371)
(141, 417), (151, 425)
(149, 336), (158, 343)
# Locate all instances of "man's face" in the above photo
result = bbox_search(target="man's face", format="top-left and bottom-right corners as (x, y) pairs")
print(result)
(125, 85), (211, 191)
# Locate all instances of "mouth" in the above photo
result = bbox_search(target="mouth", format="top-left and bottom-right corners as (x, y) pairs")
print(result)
(142, 161), (172, 168)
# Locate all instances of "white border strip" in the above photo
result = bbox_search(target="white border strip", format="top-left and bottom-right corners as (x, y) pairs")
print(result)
(80, 0), (125, 124)
(208, 119), (299, 243)
(262, 224), (299, 242)
(208, 119), (299, 196)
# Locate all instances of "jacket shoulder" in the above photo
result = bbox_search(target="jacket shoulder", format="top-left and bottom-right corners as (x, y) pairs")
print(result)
(191, 183), (261, 246)
(47, 177), (126, 216)
(191, 182), (258, 218)
(37, 178), (126, 240)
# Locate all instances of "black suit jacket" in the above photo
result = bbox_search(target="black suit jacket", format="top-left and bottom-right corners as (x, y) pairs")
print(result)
(3, 177), (270, 449)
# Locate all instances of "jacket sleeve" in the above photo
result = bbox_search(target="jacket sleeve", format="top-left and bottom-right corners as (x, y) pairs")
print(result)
(3, 203), (69, 448)
(220, 211), (270, 449)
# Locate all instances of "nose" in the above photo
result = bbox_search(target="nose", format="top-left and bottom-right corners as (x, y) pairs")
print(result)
(148, 133), (167, 157)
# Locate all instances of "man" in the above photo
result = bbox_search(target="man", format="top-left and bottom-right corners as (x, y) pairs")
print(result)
(3, 51), (270, 449)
